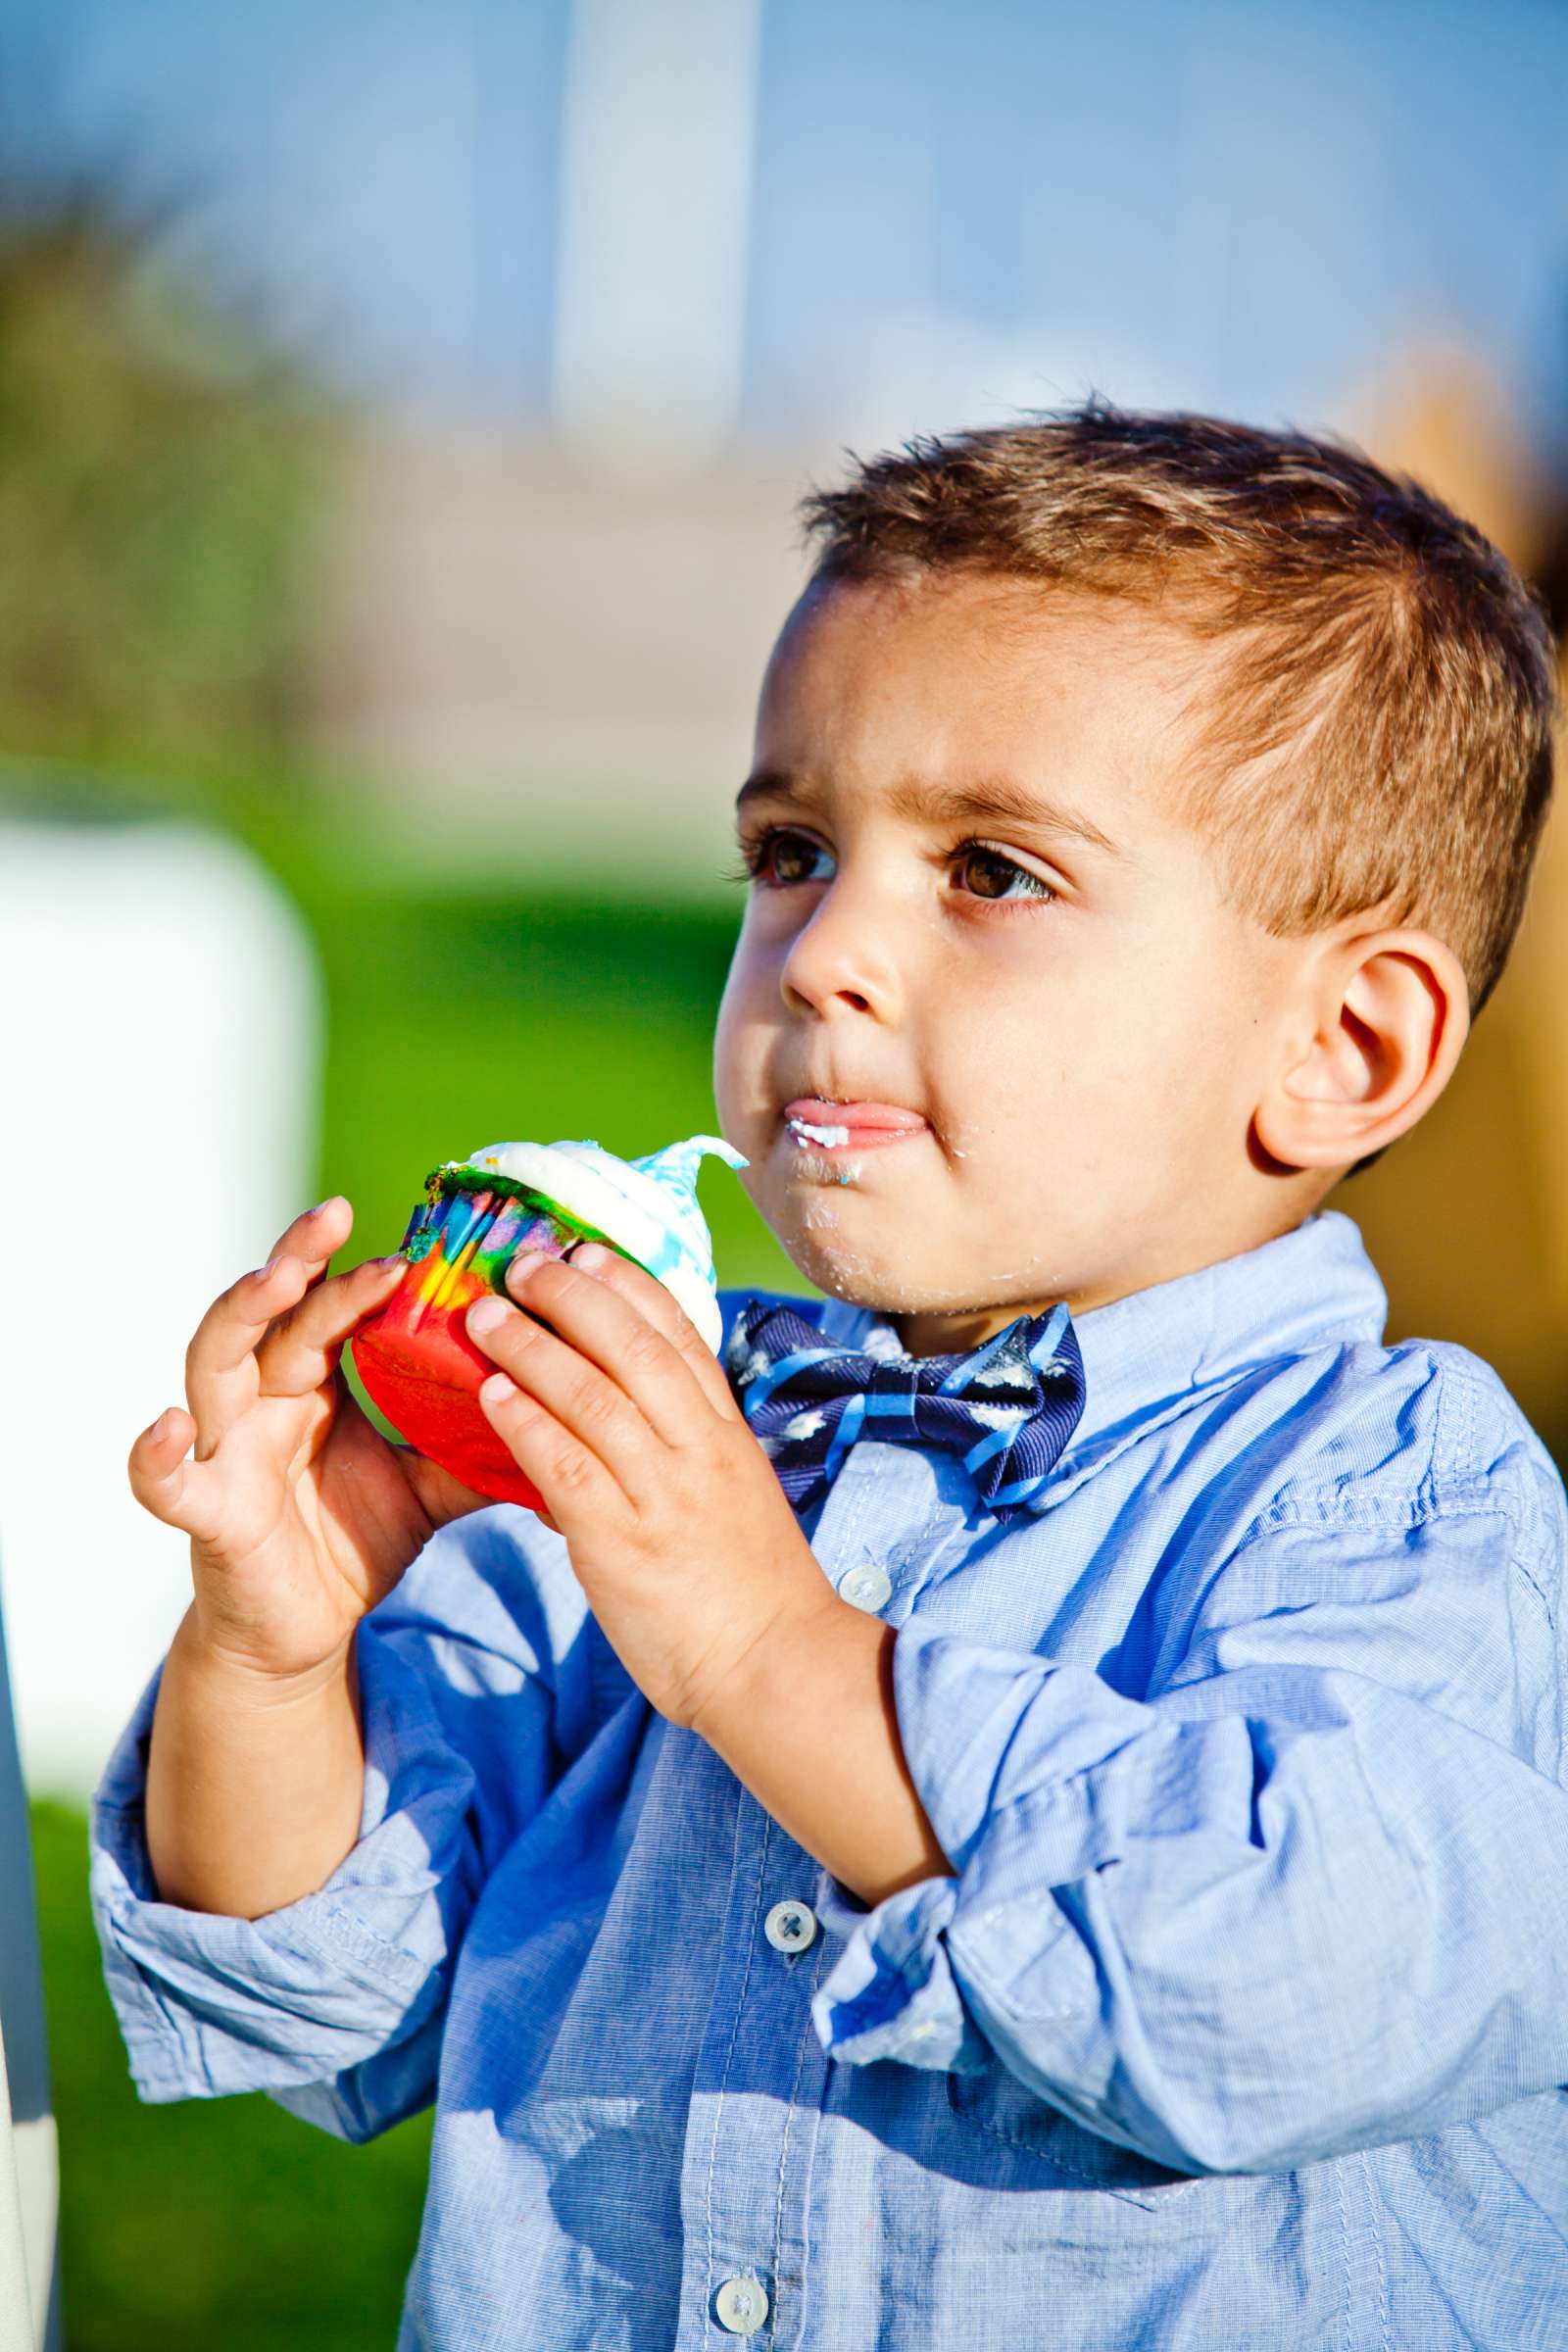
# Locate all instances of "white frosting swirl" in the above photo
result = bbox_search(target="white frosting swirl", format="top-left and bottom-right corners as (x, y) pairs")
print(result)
(457, 1134), (746, 1351)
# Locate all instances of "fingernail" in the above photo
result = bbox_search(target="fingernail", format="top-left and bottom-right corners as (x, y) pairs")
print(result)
(309, 1198), (339, 1218)
(572, 1243), (610, 1271)
(479, 1371), (514, 1405)
(150, 1409), (170, 1442)
(467, 1298), (509, 1335)
(254, 1257), (280, 1283)
(506, 1250), (545, 1287)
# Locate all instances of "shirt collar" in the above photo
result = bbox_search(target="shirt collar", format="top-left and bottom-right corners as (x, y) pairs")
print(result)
(1065, 1208), (1387, 1451)
(811, 1207), (1387, 1450)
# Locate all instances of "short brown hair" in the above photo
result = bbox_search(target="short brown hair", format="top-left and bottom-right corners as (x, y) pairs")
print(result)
(800, 400), (1556, 1015)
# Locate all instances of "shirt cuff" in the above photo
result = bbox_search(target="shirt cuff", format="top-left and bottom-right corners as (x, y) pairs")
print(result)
(89, 1623), (479, 2103)
(810, 1617), (1101, 2073)
(810, 1870), (990, 2069)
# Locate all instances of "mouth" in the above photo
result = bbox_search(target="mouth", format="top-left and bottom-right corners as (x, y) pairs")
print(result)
(782, 1097), (931, 1153)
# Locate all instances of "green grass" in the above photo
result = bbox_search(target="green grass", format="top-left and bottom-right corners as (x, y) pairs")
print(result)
(36, 1800), (430, 2352)
(26, 797), (799, 2346)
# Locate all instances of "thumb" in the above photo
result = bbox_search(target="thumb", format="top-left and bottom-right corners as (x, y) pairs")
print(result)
(398, 1446), (493, 1533)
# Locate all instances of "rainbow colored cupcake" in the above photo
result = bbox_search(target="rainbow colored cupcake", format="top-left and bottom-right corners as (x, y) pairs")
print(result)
(351, 1133), (745, 1508)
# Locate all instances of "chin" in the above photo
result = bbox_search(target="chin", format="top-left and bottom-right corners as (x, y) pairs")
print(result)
(763, 1190), (909, 1307)
(773, 1187), (1086, 1328)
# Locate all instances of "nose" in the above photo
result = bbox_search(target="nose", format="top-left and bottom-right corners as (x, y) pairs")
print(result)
(778, 877), (902, 1023)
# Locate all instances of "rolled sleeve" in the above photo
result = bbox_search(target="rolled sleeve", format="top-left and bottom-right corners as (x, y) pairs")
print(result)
(814, 1520), (1568, 2175)
(91, 1623), (481, 2110)
(811, 1618), (1111, 2077)
(811, 1872), (982, 2071)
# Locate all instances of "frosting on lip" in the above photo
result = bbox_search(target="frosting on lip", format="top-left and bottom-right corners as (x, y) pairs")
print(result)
(783, 1097), (929, 1151)
(454, 1133), (746, 1350)
(784, 1096), (928, 1131)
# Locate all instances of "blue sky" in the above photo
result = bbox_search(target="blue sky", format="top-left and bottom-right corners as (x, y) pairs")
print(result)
(5, 0), (1567, 451)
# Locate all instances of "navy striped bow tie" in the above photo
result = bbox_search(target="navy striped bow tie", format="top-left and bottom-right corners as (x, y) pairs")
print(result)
(723, 1298), (1086, 1517)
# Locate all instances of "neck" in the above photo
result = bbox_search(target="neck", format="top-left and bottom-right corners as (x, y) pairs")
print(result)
(891, 1196), (1332, 1358)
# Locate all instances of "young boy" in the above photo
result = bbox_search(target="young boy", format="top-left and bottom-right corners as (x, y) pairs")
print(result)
(94, 405), (1568, 2350)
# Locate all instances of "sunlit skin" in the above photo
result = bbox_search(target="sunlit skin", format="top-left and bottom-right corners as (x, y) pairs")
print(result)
(136, 566), (1469, 1926)
(713, 570), (1464, 1353)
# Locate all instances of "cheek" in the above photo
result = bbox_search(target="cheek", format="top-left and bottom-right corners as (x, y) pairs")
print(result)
(917, 936), (1093, 1139)
(1091, 940), (1266, 1150)
(711, 984), (741, 1102)
(933, 934), (1234, 1173)
(712, 946), (774, 1127)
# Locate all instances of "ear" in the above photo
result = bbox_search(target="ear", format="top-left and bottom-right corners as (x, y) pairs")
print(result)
(1253, 924), (1471, 1172)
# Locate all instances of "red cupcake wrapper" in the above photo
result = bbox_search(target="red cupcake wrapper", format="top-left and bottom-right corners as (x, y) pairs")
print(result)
(351, 1170), (636, 1510)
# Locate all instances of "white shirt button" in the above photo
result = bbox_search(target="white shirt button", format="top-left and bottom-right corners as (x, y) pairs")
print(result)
(714, 2273), (769, 2334)
(838, 1562), (893, 1613)
(763, 1898), (819, 1954)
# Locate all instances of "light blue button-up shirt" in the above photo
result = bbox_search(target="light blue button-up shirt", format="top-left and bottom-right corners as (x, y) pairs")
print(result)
(91, 1211), (1568, 2348)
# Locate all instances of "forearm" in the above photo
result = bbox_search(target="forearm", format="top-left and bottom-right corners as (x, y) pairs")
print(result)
(146, 1606), (367, 1918)
(693, 1595), (951, 1905)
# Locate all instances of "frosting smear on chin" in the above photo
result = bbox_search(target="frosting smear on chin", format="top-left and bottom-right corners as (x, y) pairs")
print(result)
(456, 1134), (746, 1351)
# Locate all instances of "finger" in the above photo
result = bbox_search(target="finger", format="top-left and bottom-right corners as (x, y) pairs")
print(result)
(504, 1250), (720, 1441)
(570, 1245), (743, 1419)
(475, 1368), (621, 1532)
(180, 1200), (350, 1454)
(264, 1196), (355, 1287)
(184, 1253), (317, 1457)
(510, 1246), (739, 1429)
(258, 1254), (407, 1396)
(466, 1298), (661, 1486)
(127, 1406), (220, 1543)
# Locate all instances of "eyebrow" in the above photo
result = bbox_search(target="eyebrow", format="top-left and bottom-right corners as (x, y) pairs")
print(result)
(734, 769), (1124, 858)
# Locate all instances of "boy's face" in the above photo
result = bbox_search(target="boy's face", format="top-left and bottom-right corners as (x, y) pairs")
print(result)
(712, 570), (1323, 1350)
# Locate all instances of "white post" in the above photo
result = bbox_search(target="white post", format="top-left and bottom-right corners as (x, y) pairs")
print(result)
(552, 0), (763, 485)
(0, 819), (318, 1797)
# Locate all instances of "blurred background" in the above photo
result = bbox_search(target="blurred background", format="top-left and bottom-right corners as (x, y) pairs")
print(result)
(5, 0), (1568, 2342)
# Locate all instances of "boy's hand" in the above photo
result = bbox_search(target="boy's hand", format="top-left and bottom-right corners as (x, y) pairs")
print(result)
(129, 1198), (486, 1687)
(467, 1249), (950, 1905)
(466, 1248), (838, 1732)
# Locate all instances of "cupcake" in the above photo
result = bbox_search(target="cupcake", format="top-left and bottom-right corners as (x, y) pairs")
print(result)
(350, 1133), (746, 1509)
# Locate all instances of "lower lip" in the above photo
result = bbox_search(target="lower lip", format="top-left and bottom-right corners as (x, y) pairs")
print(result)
(782, 1099), (930, 1152)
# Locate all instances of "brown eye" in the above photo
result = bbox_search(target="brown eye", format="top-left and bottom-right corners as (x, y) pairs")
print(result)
(749, 827), (835, 886)
(953, 844), (1054, 904)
